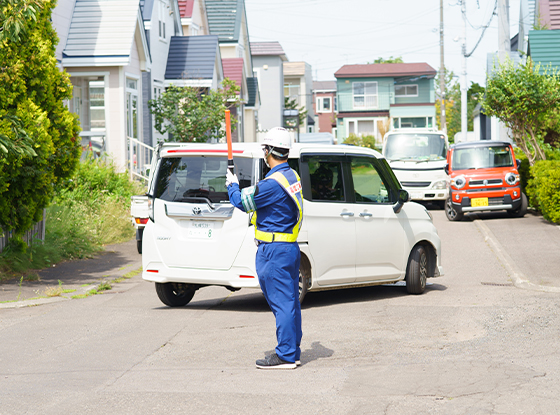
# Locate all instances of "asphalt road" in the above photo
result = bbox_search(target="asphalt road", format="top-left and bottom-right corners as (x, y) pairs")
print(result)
(1, 209), (560, 414)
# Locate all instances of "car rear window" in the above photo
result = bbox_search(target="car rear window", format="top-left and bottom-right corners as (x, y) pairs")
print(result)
(154, 156), (254, 204)
(452, 145), (513, 169)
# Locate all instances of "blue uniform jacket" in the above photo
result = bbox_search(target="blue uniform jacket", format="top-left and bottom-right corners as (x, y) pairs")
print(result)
(228, 163), (298, 234)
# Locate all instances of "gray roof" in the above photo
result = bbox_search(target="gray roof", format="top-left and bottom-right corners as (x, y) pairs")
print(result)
(247, 77), (259, 107)
(63, 0), (140, 58)
(165, 35), (219, 80)
(250, 41), (286, 56)
(205, 0), (243, 43)
(313, 80), (336, 91)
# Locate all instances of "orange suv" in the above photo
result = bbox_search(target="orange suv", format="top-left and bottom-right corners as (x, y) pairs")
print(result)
(445, 141), (527, 221)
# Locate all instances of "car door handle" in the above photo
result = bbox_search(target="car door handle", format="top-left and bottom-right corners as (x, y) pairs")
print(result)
(340, 211), (354, 217)
(359, 212), (373, 217)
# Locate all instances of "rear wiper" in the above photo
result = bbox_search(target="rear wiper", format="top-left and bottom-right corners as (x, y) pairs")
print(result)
(177, 196), (214, 209)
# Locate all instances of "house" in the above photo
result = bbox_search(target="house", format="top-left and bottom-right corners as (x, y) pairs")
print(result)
(178, 0), (209, 36)
(141, 0), (183, 146)
(283, 61), (315, 134)
(52, 0), (152, 172)
(312, 81), (337, 136)
(250, 41), (287, 131)
(205, 0), (257, 142)
(334, 63), (437, 144)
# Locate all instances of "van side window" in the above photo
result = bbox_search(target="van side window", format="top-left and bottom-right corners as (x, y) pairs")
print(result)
(309, 160), (345, 202)
(350, 157), (391, 204)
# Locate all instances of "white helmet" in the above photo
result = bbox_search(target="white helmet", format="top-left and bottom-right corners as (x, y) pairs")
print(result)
(262, 127), (292, 149)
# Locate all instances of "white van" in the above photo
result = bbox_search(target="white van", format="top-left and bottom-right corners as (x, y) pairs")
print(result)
(142, 142), (444, 306)
(382, 129), (449, 208)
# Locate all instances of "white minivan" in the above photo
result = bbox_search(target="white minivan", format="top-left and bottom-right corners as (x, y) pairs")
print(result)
(382, 129), (449, 208)
(142, 142), (444, 306)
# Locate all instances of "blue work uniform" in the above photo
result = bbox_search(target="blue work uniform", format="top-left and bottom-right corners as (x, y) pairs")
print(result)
(228, 162), (303, 363)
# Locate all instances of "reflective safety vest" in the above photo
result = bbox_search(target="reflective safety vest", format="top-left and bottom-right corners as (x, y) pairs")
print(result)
(251, 169), (303, 243)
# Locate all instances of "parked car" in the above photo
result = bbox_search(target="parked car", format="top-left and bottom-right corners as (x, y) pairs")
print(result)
(142, 142), (444, 306)
(382, 129), (449, 208)
(131, 195), (150, 254)
(445, 140), (527, 221)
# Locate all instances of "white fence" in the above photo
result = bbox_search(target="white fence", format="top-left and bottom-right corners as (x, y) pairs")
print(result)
(128, 137), (154, 182)
(0, 209), (46, 253)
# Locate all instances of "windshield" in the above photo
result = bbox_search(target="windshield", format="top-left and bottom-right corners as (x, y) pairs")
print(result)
(384, 133), (447, 161)
(452, 145), (513, 170)
(154, 156), (254, 203)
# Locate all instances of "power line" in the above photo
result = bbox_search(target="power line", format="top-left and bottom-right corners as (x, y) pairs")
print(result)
(465, 0), (497, 58)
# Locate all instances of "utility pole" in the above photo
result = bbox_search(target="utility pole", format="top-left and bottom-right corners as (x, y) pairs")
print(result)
(461, 0), (468, 141)
(439, 0), (447, 134)
(497, 0), (511, 142)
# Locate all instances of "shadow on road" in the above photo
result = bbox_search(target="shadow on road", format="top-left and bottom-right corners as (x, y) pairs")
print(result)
(261, 341), (335, 366)
(151, 282), (448, 313)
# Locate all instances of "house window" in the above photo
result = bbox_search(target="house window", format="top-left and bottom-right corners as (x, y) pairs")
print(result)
(89, 80), (105, 130)
(284, 84), (300, 102)
(159, 0), (167, 40)
(126, 78), (139, 139)
(353, 82), (377, 109)
(334, 96), (337, 112)
(395, 84), (418, 97)
(316, 97), (331, 113)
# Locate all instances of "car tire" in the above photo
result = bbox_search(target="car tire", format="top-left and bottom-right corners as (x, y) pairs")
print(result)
(445, 198), (463, 221)
(299, 261), (310, 305)
(507, 193), (528, 218)
(137, 239), (142, 254)
(406, 245), (428, 294)
(155, 283), (196, 307)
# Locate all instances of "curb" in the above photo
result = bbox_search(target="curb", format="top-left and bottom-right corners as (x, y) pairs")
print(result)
(474, 219), (560, 294)
(0, 284), (98, 310)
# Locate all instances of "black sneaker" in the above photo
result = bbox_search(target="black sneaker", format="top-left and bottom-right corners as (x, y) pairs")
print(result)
(256, 353), (296, 370)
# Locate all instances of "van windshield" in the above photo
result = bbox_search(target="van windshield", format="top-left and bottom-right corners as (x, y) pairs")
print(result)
(452, 145), (513, 170)
(154, 156), (254, 204)
(384, 133), (447, 161)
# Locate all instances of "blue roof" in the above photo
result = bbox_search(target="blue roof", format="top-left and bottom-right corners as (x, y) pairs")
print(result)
(165, 36), (219, 80)
(205, 0), (243, 43)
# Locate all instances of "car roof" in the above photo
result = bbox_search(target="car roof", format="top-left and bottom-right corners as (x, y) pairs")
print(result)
(159, 142), (384, 159)
(450, 140), (512, 150)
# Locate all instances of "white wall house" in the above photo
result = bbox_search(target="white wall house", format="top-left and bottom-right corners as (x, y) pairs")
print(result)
(52, 0), (152, 173)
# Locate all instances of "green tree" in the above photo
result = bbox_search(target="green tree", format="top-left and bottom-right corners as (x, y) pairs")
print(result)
(435, 69), (461, 141)
(483, 58), (560, 165)
(284, 96), (307, 129)
(148, 78), (241, 142)
(372, 56), (404, 64)
(0, 0), (81, 242)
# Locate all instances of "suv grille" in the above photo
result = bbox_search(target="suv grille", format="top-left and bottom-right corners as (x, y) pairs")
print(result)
(401, 181), (431, 188)
(469, 179), (503, 187)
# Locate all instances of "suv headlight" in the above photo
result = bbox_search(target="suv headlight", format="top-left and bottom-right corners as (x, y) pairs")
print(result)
(505, 172), (520, 186)
(451, 175), (466, 189)
(431, 180), (447, 189)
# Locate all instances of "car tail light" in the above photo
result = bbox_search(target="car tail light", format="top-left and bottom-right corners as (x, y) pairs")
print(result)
(146, 269), (159, 273)
(239, 275), (255, 278)
(135, 218), (149, 224)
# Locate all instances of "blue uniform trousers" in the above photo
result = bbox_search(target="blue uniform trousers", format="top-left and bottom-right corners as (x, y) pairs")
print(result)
(255, 242), (302, 363)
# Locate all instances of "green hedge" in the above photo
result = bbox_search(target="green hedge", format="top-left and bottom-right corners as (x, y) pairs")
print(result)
(526, 160), (560, 223)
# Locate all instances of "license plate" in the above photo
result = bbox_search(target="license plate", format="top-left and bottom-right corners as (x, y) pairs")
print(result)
(187, 221), (214, 239)
(471, 197), (489, 207)
(411, 192), (423, 199)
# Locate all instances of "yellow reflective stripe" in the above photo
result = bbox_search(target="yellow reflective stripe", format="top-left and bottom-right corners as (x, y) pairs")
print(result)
(254, 229), (298, 243)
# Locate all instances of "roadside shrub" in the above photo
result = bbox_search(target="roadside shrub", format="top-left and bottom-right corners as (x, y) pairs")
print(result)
(343, 133), (382, 152)
(526, 160), (560, 223)
(514, 149), (531, 193)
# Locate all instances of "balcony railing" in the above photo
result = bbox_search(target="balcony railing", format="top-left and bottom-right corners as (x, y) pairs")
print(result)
(127, 137), (154, 182)
(337, 93), (392, 112)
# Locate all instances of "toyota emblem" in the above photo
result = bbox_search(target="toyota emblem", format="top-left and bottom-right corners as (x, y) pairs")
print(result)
(192, 207), (202, 215)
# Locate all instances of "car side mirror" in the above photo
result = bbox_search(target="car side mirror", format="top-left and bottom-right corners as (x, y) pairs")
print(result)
(444, 163), (449, 175)
(393, 189), (410, 214)
(516, 159), (521, 169)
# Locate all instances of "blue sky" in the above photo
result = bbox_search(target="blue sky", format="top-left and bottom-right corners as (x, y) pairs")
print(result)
(245, 0), (521, 86)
